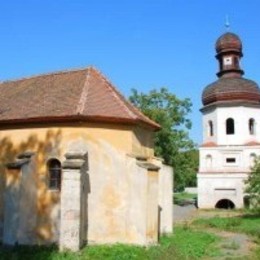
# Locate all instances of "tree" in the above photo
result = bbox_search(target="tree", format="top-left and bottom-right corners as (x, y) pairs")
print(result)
(245, 157), (260, 210)
(129, 87), (198, 191)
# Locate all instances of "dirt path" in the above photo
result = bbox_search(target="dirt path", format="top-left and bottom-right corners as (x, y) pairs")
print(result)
(208, 229), (256, 259)
(173, 205), (257, 259)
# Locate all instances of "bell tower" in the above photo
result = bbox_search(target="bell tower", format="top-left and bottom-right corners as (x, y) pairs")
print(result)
(197, 31), (260, 209)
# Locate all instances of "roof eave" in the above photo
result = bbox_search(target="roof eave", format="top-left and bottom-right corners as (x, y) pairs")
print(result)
(0, 115), (161, 131)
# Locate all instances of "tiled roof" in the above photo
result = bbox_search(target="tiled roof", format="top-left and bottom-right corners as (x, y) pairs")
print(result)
(0, 67), (160, 130)
(202, 77), (260, 106)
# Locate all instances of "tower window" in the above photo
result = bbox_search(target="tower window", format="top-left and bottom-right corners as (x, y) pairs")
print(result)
(208, 121), (214, 136)
(226, 158), (236, 163)
(48, 159), (62, 190)
(206, 154), (212, 168)
(249, 118), (255, 135)
(226, 118), (235, 135)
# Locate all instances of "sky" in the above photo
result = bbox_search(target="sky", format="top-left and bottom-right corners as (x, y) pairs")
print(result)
(1, 1), (260, 144)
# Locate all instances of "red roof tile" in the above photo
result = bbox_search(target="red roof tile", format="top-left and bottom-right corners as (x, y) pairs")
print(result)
(0, 67), (160, 130)
(244, 141), (260, 146)
(200, 142), (217, 147)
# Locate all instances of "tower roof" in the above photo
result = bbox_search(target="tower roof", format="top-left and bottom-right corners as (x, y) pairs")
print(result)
(202, 77), (260, 106)
(215, 32), (242, 54)
(202, 32), (260, 106)
(0, 67), (160, 130)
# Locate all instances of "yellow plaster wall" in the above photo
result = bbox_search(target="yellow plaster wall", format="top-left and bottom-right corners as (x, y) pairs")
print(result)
(132, 126), (154, 157)
(0, 122), (155, 243)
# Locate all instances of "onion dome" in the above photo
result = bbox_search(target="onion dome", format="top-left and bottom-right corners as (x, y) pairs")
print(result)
(202, 31), (260, 106)
(202, 77), (260, 106)
(215, 32), (242, 54)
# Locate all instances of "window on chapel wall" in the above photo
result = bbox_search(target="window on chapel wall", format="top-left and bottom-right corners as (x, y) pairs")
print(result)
(249, 118), (255, 135)
(226, 118), (235, 135)
(48, 159), (62, 190)
(208, 120), (214, 136)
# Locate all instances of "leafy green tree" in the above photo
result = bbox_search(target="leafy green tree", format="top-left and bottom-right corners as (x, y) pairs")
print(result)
(245, 157), (260, 210)
(129, 87), (198, 191)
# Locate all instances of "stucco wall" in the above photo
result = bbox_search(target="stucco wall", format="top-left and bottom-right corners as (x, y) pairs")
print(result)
(202, 106), (260, 145)
(132, 126), (154, 157)
(158, 164), (173, 234)
(197, 173), (247, 208)
(199, 103), (260, 209)
(199, 146), (260, 173)
(0, 122), (156, 244)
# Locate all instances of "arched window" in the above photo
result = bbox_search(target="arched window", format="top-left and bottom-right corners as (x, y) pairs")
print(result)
(206, 154), (212, 168)
(226, 118), (235, 135)
(48, 159), (62, 190)
(249, 118), (255, 135)
(208, 120), (214, 136)
(250, 153), (256, 167)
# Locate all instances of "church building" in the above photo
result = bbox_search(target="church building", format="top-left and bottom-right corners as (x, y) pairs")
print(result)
(0, 67), (173, 250)
(198, 32), (260, 209)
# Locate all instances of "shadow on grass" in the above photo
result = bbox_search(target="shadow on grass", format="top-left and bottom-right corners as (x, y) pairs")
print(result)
(0, 226), (221, 260)
(240, 213), (260, 219)
(0, 245), (63, 260)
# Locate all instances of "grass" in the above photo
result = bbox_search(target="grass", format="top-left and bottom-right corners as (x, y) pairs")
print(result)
(192, 213), (260, 237)
(173, 192), (197, 206)
(2, 210), (259, 259)
(0, 226), (220, 260)
(174, 192), (197, 200)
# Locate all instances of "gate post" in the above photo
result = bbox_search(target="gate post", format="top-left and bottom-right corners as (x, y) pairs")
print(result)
(59, 152), (87, 252)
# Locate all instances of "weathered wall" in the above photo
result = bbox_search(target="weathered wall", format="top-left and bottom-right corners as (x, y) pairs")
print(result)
(151, 158), (173, 234)
(158, 164), (173, 234)
(0, 122), (155, 244)
(83, 139), (159, 245)
(132, 126), (154, 157)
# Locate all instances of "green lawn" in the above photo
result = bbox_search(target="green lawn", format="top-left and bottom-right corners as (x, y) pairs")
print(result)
(192, 213), (260, 237)
(174, 192), (197, 200)
(173, 192), (197, 206)
(1, 211), (260, 260)
(0, 226), (220, 260)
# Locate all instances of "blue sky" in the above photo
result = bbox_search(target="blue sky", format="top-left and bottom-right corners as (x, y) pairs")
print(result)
(1, 1), (260, 144)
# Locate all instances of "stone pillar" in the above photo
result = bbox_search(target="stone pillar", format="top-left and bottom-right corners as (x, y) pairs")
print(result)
(59, 152), (88, 252)
(151, 158), (173, 235)
(146, 169), (159, 244)
(136, 161), (160, 244)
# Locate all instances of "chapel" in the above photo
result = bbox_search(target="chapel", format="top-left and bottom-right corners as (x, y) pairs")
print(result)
(0, 67), (173, 250)
(197, 32), (260, 209)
